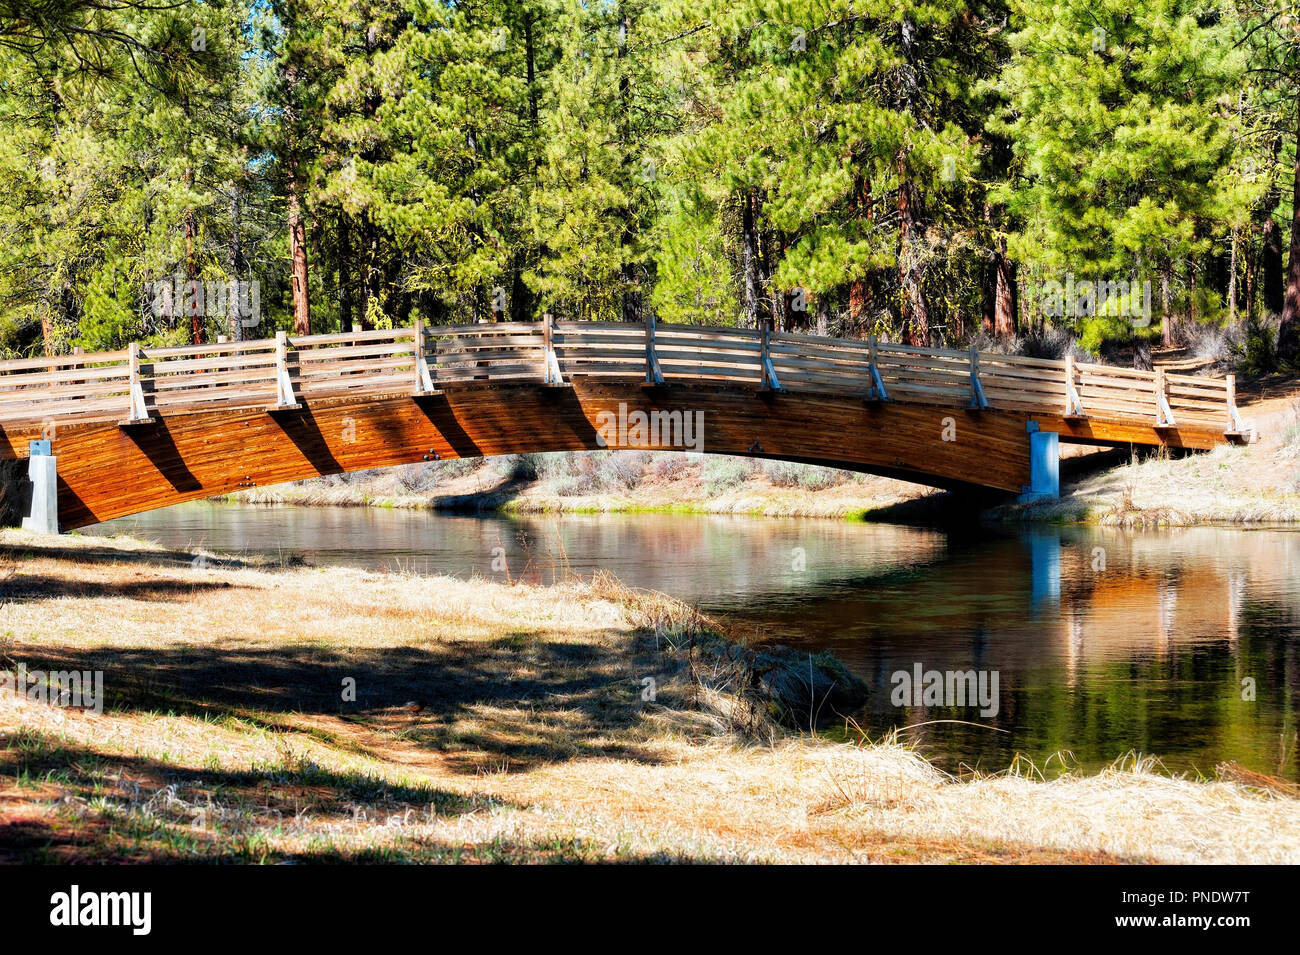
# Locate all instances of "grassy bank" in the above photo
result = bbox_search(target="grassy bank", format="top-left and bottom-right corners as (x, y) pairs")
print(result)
(2, 530), (1297, 864)
(995, 391), (1300, 527)
(230, 452), (933, 520)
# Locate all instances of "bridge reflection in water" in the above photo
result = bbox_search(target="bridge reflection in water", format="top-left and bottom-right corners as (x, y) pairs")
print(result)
(99, 504), (1299, 778)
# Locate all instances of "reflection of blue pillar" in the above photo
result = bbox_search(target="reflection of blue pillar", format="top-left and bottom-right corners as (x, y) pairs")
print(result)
(1028, 531), (1061, 609)
(1018, 421), (1058, 503)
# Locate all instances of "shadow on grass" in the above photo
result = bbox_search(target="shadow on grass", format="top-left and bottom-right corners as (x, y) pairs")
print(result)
(0, 572), (240, 602)
(2, 729), (726, 863)
(0, 729), (514, 863)
(0, 538), (259, 571)
(9, 624), (672, 775)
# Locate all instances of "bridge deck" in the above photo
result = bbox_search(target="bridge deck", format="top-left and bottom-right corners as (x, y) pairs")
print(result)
(0, 319), (1248, 444)
(0, 321), (1252, 529)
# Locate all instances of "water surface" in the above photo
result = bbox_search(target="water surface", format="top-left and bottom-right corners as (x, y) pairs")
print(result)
(97, 503), (1300, 778)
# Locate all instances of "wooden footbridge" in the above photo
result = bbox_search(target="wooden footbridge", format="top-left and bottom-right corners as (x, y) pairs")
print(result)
(0, 319), (1250, 530)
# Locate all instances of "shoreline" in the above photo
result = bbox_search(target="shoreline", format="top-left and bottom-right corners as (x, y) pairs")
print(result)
(1, 529), (1297, 864)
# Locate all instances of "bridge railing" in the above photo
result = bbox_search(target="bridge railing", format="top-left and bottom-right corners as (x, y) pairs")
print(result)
(0, 349), (133, 422)
(0, 320), (1244, 436)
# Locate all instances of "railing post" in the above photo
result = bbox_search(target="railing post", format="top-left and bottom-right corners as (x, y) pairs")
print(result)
(866, 335), (889, 402)
(275, 330), (300, 408)
(70, 345), (84, 393)
(759, 319), (783, 392)
(1154, 367), (1175, 427)
(127, 342), (150, 422)
(1064, 354), (1085, 417)
(968, 343), (989, 410)
(644, 313), (664, 386)
(412, 318), (434, 394)
(1225, 373), (1245, 434)
(542, 312), (565, 386)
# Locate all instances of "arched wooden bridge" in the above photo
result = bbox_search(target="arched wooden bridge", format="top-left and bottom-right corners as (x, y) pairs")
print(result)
(0, 319), (1250, 530)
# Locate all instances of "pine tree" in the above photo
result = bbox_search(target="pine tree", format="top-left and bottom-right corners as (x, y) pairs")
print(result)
(663, 1), (1002, 342)
(994, 0), (1254, 347)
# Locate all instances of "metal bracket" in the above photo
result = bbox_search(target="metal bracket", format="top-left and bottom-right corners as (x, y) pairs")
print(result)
(968, 344), (989, 410)
(412, 320), (435, 394)
(1154, 368), (1175, 428)
(759, 322), (784, 392)
(542, 313), (567, 387)
(127, 342), (152, 423)
(275, 330), (301, 409)
(1225, 373), (1245, 435)
(644, 314), (665, 386)
(865, 336), (889, 402)
(1063, 354), (1086, 418)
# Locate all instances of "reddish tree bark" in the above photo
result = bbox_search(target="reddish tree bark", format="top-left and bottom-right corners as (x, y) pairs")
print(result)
(185, 206), (203, 345)
(897, 176), (929, 346)
(1279, 96), (1300, 359)
(288, 166), (311, 336)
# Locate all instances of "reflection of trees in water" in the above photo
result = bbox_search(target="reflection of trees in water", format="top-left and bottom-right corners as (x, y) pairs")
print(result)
(506, 512), (947, 599)
(734, 526), (1300, 778)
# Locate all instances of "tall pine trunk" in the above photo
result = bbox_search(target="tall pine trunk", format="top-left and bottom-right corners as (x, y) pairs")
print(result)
(982, 237), (1017, 338)
(1263, 217), (1284, 315)
(617, 11), (640, 323)
(283, 55), (311, 337)
(896, 21), (928, 346)
(1228, 228), (1238, 325)
(898, 176), (929, 345)
(186, 205), (202, 345)
(338, 210), (352, 332)
(288, 163), (311, 336)
(1279, 95), (1300, 359)
(741, 190), (761, 329)
(228, 185), (246, 341)
(358, 22), (383, 331)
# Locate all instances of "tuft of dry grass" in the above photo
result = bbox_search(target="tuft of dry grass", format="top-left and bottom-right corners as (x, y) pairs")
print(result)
(2, 529), (1298, 864)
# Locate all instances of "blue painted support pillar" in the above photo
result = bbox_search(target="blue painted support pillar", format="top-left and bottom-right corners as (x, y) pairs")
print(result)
(1019, 421), (1058, 503)
(21, 439), (58, 534)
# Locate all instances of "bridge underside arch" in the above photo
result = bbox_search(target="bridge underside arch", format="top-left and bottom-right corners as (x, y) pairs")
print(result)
(3, 380), (1044, 529)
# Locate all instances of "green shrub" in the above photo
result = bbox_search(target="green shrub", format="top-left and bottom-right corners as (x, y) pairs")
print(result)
(600, 452), (650, 490)
(798, 467), (846, 490)
(763, 461), (803, 487)
(651, 452), (693, 480)
(764, 460), (846, 489)
(491, 454), (539, 481)
(701, 456), (754, 494)
(435, 458), (481, 480)
(1238, 326), (1277, 377)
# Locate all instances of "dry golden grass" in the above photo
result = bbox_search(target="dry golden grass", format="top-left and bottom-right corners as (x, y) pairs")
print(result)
(2, 529), (1298, 864)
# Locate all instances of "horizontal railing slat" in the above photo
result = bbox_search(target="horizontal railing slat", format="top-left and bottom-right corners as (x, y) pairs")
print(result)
(0, 321), (1240, 439)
